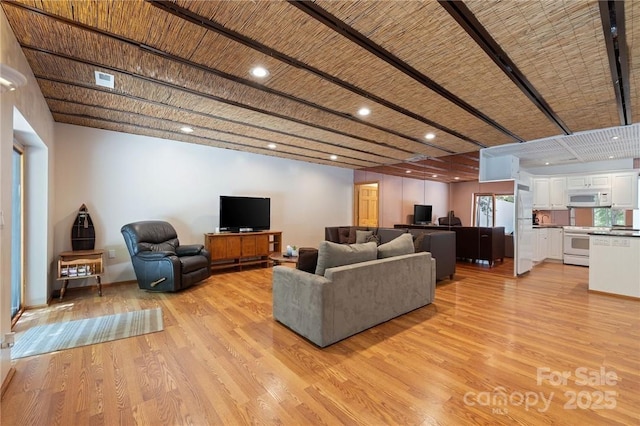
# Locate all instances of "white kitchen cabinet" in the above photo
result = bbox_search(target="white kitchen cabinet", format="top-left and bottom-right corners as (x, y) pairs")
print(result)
(549, 177), (566, 209)
(566, 174), (610, 190)
(611, 172), (639, 209)
(532, 178), (550, 209)
(547, 228), (564, 260)
(533, 228), (548, 262)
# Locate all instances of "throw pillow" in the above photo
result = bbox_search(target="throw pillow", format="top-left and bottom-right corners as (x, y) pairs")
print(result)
(315, 241), (377, 276)
(365, 234), (381, 246)
(355, 229), (374, 244)
(413, 233), (426, 252)
(296, 247), (319, 274)
(377, 233), (415, 259)
(338, 227), (356, 244)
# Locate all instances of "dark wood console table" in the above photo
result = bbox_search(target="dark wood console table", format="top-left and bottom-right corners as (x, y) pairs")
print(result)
(395, 224), (505, 266)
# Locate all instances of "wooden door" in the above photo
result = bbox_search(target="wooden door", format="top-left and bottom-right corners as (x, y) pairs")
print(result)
(357, 185), (378, 227)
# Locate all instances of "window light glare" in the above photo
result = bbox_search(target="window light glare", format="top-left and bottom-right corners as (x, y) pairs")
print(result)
(358, 107), (371, 116)
(267, 143), (277, 149)
(180, 126), (194, 133)
(425, 132), (436, 140)
(250, 66), (269, 78)
(330, 155), (338, 161)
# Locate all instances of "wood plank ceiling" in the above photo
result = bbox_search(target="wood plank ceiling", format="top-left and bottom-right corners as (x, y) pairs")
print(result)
(1, 0), (636, 182)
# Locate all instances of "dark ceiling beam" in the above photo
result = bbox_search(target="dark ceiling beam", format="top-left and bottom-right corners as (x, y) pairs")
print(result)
(599, 0), (631, 125)
(47, 99), (374, 165)
(289, 0), (523, 143)
(439, 0), (571, 136)
(37, 74), (400, 165)
(52, 111), (366, 168)
(149, 0), (484, 150)
(3, 2), (433, 157)
(22, 44), (416, 158)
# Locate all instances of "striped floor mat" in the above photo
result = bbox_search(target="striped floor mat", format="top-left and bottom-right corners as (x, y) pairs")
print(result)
(12, 308), (163, 359)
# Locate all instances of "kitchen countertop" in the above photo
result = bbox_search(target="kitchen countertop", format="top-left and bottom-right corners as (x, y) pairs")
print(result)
(588, 231), (640, 238)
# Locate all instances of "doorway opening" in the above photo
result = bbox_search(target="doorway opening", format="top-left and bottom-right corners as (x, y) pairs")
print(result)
(11, 146), (24, 321)
(354, 182), (379, 227)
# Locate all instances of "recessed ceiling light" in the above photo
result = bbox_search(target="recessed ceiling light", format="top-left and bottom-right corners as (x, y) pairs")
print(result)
(330, 155), (338, 161)
(180, 126), (194, 133)
(425, 133), (436, 140)
(432, 174), (438, 178)
(358, 107), (371, 116)
(406, 170), (412, 174)
(608, 155), (614, 159)
(454, 177), (460, 180)
(612, 136), (619, 140)
(250, 66), (269, 78)
(545, 162), (550, 165)
(267, 143), (277, 149)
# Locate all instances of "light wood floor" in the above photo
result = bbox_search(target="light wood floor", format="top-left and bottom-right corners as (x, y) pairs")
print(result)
(2, 260), (639, 425)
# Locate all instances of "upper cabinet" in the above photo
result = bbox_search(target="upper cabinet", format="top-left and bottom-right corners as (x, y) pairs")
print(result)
(549, 177), (567, 209)
(611, 172), (639, 209)
(532, 178), (550, 209)
(566, 174), (611, 190)
(532, 177), (566, 210)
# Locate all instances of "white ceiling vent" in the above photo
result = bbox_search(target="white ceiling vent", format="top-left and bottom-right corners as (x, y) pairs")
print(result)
(94, 71), (114, 89)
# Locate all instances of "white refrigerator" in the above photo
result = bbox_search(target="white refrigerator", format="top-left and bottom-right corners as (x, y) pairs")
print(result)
(515, 185), (533, 275)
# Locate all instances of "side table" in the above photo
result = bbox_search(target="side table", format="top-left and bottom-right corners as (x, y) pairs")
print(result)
(268, 253), (298, 266)
(57, 249), (105, 300)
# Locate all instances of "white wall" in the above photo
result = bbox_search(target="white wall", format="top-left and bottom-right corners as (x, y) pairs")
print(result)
(354, 170), (450, 227)
(54, 123), (353, 286)
(1, 9), (55, 386)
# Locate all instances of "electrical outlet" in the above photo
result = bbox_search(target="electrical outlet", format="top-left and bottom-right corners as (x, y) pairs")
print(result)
(108, 249), (116, 259)
(1, 332), (15, 349)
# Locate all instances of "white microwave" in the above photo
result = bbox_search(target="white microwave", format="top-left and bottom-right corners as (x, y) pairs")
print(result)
(566, 190), (612, 207)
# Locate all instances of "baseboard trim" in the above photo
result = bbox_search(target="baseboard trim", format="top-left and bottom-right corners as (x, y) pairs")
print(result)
(1, 367), (16, 400)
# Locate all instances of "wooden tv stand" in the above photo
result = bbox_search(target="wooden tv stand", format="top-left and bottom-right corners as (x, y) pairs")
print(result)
(204, 231), (282, 271)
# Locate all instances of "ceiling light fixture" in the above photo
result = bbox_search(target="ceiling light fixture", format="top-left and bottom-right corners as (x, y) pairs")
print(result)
(250, 66), (269, 78)
(180, 126), (194, 133)
(406, 170), (412, 174)
(545, 162), (550, 165)
(608, 155), (614, 159)
(0, 64), (27, 92)
(425, 133), (436, 140)
(330, 155), (338, 161)
(454, 177), (460, 180)
(612, 136), (619, 140)
(267, 143), (277, 149)
(432, 174), (438, 178)
(358, 107), (371, 116)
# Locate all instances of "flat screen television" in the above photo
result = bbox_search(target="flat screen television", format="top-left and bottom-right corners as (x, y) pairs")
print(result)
(219, 196), (270, 232)
(413, 204), (433, 225)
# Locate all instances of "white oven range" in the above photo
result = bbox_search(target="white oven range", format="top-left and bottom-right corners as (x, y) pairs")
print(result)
(563, 226), (610, 266)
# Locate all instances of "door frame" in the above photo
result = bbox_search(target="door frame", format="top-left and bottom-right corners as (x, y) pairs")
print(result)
(11, 144), (25, 325)
(354, 181), (379, 227)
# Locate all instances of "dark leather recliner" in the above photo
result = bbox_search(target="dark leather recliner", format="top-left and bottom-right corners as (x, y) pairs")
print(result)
(121, 221), (211, 292)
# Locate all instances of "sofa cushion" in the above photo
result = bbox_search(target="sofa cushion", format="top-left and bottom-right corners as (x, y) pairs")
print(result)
(365, 233), (381, 245)
(413, 233), (426, 252)
(296, 247), (319, 274)
(376, 228), (406, 244)
(377, 233), (415, 258)
(338, 227), (356, 244)
(356, 229), (374, 243)
(315, 241), (377, 276)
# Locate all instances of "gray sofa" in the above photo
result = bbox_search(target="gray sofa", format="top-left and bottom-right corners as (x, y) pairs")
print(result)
(273, 250), (435, 347)
(325, 226), (455, 281)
